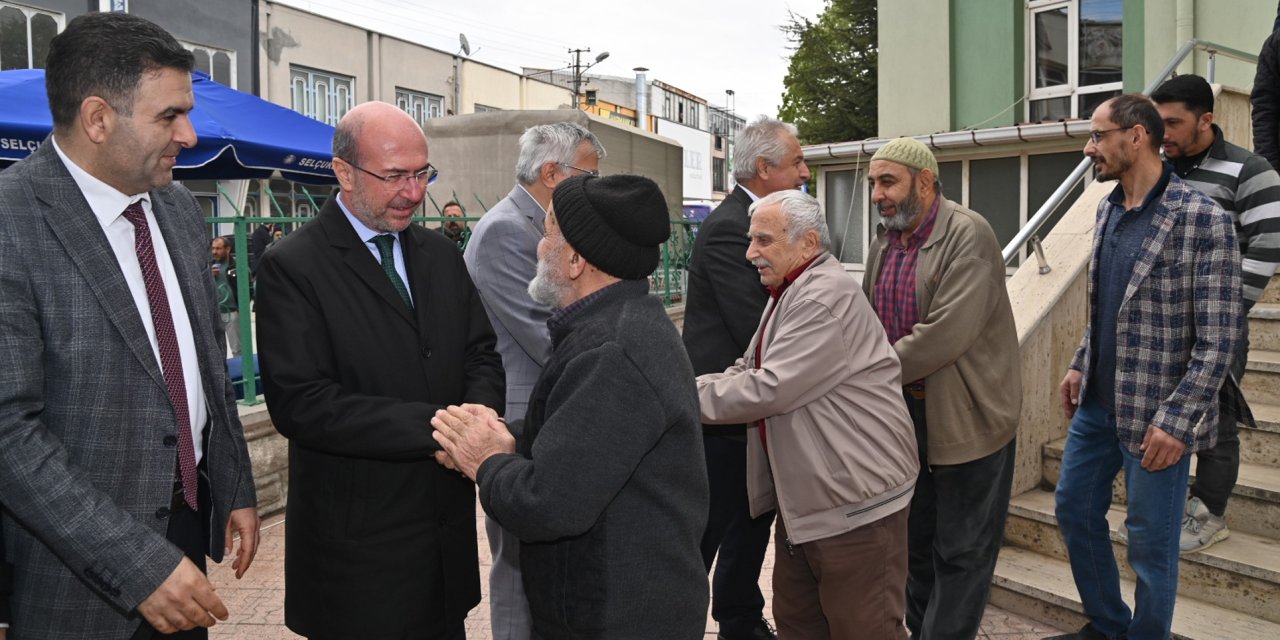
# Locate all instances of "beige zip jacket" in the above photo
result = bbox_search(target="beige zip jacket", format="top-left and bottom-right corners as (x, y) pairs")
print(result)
(698, 253), (919, 545)
(864, 197), (1021, 466)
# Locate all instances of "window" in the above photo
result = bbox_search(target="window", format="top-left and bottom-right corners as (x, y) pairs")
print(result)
(1027, 0), (1122, 122)
(661, 91), (701, 129)
(713, 157), (726, 193)
(395, 88), (443, 127)
(290, 66), (354, 126)
(183, 41), (235, 88)
(818, 149), (1089, 268)
(0, 2), (61, 70)
(823, 168), (867, 264)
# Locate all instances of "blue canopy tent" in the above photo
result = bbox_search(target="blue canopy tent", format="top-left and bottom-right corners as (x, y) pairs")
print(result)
(0, 69), (337, 184)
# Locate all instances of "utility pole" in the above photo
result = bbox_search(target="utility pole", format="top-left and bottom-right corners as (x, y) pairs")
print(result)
(569, 47), (609, 110)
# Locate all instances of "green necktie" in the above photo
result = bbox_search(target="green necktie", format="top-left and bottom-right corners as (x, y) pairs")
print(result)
(370, 234), (413, 310)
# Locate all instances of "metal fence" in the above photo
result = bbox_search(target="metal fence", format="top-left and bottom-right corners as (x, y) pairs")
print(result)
(207, 206), (699, 404)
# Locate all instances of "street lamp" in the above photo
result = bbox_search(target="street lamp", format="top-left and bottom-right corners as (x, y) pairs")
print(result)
(570, 48), (610, 109)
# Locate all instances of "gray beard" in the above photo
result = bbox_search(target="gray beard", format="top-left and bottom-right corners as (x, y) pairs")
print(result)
(527, 258), (566, 308)
(877, 188), (921, 231)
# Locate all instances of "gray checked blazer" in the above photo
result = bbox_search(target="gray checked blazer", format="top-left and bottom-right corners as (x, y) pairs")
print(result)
(464, 185), (553, 422)
(1070, 173), (1243, 457)
(0, 142), (256, 639)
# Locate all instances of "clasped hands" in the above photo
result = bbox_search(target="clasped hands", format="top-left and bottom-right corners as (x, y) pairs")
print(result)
(432, 403), (515, 481)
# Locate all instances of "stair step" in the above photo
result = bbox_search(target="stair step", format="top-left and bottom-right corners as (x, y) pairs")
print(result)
(1005, 489), (1280, 623)
(992, 546), (1280, 639)
(1260, 281), (1280, 305)
(1241, 402), (1280, 467)
(1247, 303), (1280, 353)
(1244, 349), (1280, 405)
(1041, 438), (1280, 538)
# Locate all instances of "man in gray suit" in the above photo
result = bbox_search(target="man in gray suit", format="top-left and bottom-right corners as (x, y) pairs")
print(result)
(462, 121), (605, 639)
(0, 13), (259, 639)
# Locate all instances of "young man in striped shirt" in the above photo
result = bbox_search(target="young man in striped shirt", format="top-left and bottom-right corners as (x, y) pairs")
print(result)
(1152, 74), (1280, 553)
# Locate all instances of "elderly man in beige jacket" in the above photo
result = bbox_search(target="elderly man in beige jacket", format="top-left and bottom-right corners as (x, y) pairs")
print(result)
(698, 190), (919, 640)
(864, 137), (1021, 640)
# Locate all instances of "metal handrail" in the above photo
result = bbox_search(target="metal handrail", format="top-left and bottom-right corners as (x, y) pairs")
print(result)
(1001, 39), (1260, 265)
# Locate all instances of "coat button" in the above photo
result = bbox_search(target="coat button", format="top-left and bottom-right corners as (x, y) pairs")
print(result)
(163, 434), (178, 447)
(421, 346), (432, 358)
(155, 507), (170, 520)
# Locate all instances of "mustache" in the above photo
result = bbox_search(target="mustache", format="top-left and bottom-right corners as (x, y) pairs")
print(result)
(751, 259), (773, 269)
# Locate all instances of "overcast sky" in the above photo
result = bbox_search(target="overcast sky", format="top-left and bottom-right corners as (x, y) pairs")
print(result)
(272, 0), (831, 121)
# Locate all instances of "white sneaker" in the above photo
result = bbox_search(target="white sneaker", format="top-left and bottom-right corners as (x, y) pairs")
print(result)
(1179, 496), (1230, 554)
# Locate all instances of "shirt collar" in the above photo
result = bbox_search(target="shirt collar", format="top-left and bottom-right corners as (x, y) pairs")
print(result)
(885, 195), (941, 248)
(51, 135), (149, 224)
(336, 192), (391, 244)
(740, 185), (762, 202)
(548, 279), (648, 335)
(516, 183), (549, 218)
(1106, 162), (1173, 213)
(768, 253), (823, 299)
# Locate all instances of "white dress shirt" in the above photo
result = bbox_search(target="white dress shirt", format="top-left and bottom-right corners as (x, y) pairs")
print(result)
(337, 193), (415, 305)
(52, 137), (208, 463)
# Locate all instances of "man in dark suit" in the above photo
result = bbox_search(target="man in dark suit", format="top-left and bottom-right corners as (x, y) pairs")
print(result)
(255, 101), (505, 639)
(0, 13), (259, 639)
(681, 116), (810, 640)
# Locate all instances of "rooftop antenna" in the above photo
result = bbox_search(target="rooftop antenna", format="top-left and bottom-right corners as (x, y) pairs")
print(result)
(458, 33), (471, 57)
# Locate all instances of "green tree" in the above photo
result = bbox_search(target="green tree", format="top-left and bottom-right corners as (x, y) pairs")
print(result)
(778, 0), (878, 145)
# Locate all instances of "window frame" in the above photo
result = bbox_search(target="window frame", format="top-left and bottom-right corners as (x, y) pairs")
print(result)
(181, 40), (236, 89)
(0, 1), (64, 70)
(1025, 0), (1123, 121)
(395, 87), (444, 127)
(289, 65), (355, 126)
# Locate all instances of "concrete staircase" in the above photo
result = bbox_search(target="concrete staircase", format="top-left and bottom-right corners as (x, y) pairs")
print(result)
(991, 291), (1280, 639)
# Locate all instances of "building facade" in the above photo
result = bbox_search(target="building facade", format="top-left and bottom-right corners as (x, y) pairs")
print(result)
(523, 66), (745, 205)
(806, 0), (1275, 271)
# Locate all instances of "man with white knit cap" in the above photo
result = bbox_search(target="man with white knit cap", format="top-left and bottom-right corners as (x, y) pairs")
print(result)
(863, 137), (1021, 640)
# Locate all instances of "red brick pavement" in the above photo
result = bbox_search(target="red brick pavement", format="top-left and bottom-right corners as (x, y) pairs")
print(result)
(208, 509), (1065, 639)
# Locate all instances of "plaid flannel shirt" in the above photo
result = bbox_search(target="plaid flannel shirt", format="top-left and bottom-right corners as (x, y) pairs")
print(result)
(1070, 174), (1242, 455)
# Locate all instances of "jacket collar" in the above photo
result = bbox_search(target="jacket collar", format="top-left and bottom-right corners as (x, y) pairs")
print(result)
(29, 140), (190, 394)
(316, 196), (419, 327)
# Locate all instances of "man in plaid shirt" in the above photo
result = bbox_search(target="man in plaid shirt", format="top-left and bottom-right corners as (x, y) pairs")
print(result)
(862, 137), (1021, 640)
(1051, 95), (1243, 640)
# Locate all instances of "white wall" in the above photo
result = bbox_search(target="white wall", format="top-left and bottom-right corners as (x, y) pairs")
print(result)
(656, 118), (713, 201)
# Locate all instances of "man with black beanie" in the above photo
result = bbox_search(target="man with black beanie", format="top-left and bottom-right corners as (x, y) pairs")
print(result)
(432, 174), (711, 640)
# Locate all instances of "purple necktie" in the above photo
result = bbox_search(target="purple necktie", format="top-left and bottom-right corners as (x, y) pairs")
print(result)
(122, 202), (198, 511)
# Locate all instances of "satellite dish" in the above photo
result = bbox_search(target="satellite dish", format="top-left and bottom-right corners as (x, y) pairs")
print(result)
(595, 51), (610, 64)
(459, 33), (471, 57)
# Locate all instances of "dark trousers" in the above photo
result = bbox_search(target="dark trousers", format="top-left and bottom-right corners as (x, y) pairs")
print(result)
(1190, 322), (1248, 517)
(772, 509), (909, 639)
(131, 471), (211, 640)
(903, 394), (1015, 640)
(700, 433), (774, 633)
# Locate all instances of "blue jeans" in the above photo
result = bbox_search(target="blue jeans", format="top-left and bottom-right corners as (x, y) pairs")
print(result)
(1054, 398), (1191, 640)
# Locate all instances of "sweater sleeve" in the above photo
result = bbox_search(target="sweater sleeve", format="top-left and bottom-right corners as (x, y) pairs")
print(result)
(476, 343), (674, 542)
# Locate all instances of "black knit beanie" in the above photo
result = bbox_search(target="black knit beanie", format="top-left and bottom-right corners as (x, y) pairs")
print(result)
(551, 174), (671, 280)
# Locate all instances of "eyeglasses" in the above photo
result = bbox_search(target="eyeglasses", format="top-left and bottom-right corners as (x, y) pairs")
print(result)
(342, 158), (439, 189)
(557, 162), (599, 177)
(1088, 126), (1134, 144)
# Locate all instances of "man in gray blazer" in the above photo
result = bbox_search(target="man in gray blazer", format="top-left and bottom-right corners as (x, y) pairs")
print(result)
(462, 121), (605, 639)
(0, 14), (258, 639)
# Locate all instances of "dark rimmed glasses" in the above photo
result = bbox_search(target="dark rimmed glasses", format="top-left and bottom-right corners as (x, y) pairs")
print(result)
(342, 158), (439, 189)
(557, 162), (599, 177)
